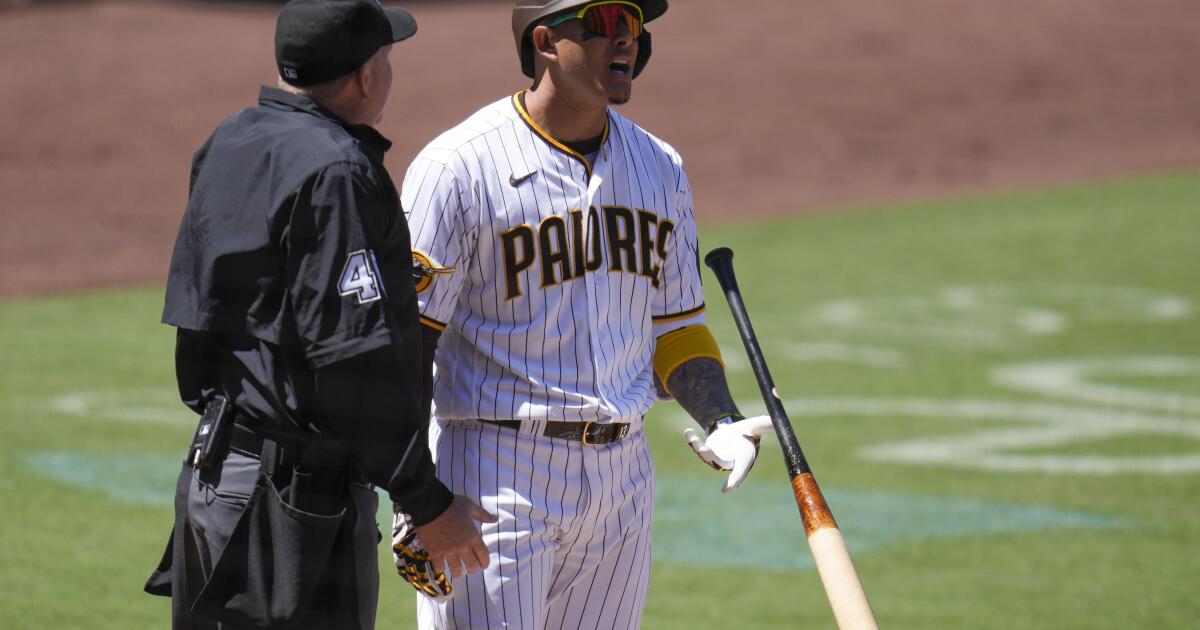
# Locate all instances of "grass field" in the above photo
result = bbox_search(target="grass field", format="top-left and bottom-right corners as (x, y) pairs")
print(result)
(2, 172), (1198, 628)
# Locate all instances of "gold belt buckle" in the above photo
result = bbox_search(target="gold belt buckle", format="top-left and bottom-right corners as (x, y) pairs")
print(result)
(580, 421), (600, 446)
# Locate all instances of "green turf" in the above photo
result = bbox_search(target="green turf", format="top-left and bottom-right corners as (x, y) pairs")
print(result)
(2, 171), (1198, 628)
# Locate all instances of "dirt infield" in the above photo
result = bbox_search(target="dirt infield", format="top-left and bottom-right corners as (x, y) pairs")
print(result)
(2, 0), (1198, 297)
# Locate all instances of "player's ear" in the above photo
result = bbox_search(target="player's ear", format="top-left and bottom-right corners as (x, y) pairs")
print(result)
(531, 25), (560, 65)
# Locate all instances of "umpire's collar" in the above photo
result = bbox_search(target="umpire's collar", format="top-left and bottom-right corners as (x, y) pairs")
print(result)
(258, 86), (393, 156)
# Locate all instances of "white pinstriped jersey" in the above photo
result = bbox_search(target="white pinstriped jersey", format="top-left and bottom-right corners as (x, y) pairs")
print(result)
(401, 93), (706, 424)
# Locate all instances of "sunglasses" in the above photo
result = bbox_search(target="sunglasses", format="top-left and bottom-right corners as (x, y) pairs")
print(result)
(544, 1), (644, 39)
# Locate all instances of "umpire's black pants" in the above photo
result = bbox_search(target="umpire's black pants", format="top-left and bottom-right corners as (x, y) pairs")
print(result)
(150, 450), (381, 629)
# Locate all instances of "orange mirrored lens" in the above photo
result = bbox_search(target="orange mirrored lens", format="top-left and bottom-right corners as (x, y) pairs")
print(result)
(582, 4), (642, 38)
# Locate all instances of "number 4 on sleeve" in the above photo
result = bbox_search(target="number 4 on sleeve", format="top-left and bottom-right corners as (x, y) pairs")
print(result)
(339, 249), (384, 304)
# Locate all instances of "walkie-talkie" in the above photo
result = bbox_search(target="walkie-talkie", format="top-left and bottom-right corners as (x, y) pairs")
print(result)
(188, 396), (234, 468)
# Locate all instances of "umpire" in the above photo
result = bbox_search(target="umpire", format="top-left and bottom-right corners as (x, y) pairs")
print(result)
(144, 1), (493, 628)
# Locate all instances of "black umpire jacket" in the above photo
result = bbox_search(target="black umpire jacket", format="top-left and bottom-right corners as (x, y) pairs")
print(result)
(159, 87), (449, 519)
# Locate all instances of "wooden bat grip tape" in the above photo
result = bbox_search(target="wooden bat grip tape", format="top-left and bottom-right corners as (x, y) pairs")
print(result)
(793, 472), (838, 537)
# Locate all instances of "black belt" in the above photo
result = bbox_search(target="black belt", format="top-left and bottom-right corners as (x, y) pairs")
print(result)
(227, 421), (332, 462)
(228, 422), (367, 484)
(482, 420), (632, 446)
(228, 422), (265, 458)
(228, 421), (325, 459)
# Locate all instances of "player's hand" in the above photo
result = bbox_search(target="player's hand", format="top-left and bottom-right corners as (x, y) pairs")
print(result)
(412, 494), (496, 579)
(683, 415), (774, 493)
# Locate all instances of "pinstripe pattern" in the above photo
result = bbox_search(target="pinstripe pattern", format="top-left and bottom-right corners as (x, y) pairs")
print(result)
(401, 95), (706, 424)
(417, 421), (655, 630)
(401, 94), (703, 629)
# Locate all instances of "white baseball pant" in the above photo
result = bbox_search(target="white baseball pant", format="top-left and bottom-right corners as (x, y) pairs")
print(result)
(417, 419), (655, 630)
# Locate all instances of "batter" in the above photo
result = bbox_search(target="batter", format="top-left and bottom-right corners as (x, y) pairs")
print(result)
(394, 2), (774, 627)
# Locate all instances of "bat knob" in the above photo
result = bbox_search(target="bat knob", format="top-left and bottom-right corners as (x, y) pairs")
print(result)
(704, 247), (734, 269)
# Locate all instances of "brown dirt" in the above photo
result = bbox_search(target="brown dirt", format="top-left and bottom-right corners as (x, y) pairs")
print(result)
(2, 0), (1199, 297)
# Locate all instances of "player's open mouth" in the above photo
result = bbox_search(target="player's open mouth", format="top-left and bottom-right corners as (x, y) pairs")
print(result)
(609, 61), (631, 76)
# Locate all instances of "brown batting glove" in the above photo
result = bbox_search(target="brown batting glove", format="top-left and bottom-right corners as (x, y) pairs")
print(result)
(392, 504), (454, 601)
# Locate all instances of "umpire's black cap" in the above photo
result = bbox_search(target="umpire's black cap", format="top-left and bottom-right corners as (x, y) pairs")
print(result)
(276, 0), (417, 87)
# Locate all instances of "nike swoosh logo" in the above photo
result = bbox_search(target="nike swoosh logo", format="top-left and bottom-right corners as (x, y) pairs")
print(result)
(509, 171), (537, 187)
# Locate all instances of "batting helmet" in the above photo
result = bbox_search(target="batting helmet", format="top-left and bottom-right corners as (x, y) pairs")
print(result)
(512, 0), (668, 79)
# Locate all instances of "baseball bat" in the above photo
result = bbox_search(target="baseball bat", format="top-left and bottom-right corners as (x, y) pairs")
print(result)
(704, 247), (879, 630)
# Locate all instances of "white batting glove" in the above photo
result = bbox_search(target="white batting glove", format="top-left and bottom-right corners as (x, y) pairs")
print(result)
(684, 415), (774, 493)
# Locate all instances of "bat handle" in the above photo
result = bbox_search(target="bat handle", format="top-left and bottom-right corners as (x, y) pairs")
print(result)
(704, 248), (777, 406)
(704, 247), (811, 477)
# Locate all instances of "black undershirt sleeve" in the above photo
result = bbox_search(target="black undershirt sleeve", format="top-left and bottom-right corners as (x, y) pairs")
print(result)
(420, 323), (441, 420)
(313, 345), (452, 526)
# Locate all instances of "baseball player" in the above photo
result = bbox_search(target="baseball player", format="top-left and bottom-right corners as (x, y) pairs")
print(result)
(393, 1), (774, 627)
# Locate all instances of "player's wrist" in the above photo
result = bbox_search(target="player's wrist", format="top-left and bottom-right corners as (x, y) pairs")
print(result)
(703, 411), (745, 436)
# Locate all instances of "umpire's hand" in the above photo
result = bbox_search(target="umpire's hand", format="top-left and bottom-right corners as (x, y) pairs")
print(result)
(414, 494), (496, 578)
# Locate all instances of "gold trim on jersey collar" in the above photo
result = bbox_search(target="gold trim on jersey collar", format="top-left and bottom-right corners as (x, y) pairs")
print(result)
(511, 91), (609, 176)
